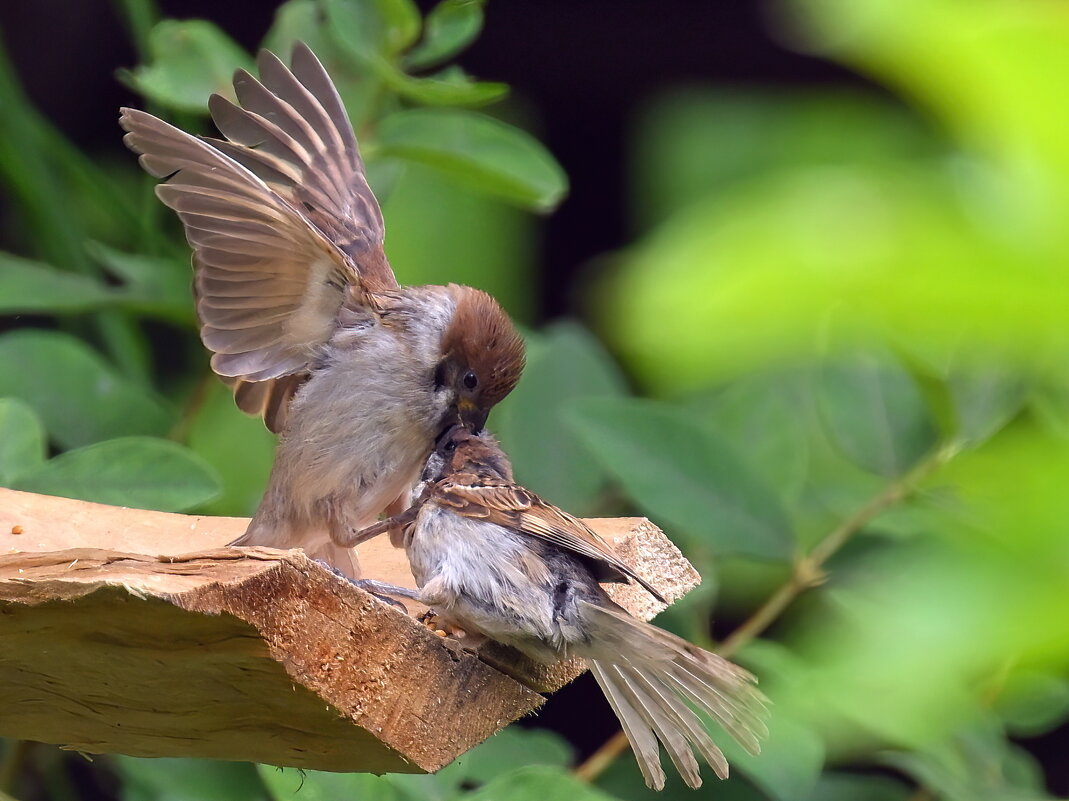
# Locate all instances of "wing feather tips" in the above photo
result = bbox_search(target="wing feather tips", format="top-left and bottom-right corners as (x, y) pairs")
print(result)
(121, 45), (396, 429)
(289, 41), (361, 162)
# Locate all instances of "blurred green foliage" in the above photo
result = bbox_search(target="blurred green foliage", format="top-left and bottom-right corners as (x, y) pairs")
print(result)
(2, 0), (1069, 800)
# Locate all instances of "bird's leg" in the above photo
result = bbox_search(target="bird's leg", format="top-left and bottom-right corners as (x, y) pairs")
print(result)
(309, 556), (415, 610)
(382, 490), (415, 548)
(330, 505), (421, 548)
(351, 578), (422, 601)
(349, 578), (423, 613)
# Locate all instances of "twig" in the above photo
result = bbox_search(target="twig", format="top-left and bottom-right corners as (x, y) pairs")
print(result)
(168, 370), (218, 443)
(574, 444), (958, 784)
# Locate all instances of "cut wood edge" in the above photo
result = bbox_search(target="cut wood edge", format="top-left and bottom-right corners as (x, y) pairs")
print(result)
(0, 546), (542, 773)
(0, 488), (702, 771)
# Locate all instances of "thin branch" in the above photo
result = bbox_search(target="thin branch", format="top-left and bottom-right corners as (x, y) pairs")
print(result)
(574, 443), (958, 784)
(167, 370), (219, 443)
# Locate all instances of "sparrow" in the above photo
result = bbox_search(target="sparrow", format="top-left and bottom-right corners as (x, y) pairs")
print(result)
(346, 426), (767, 790)
(118, 44), (526, 576)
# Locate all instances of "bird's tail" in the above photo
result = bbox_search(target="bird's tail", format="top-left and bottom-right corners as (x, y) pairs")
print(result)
(582, 601), (768, 790)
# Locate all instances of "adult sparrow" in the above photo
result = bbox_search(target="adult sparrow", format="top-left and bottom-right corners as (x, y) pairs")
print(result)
(347, 426), (767, 790)
(119, 44), (525, 576)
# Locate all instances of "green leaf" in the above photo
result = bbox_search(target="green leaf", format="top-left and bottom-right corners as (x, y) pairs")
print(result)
(114, 756), (265, 801)
(377, 109), (568, 211)
(0, 251), (116, 315)
(0, 398), (46, 484)
(377, 0), (422, 55)
(88, 242), (195, 326)
(453, 726), (574, 784)
(325, 0), (500, 106)
(0, 330), (173, 450)
(323, 0), (385, 58)
(1030, 377), (1069, 440)
(380, 64), (507, 107)
(126, 20), (254, 113)
(389, 726), (574, 800)
(465, 766), (620, 801)
(0, 246), (192, 323)
(599, 159), (1066, 395)
(994, 670), (1069, 737)
(631, 88), (937, 230)
(786, 0), (1069, 203)
(404, 0), (485, 71)
(495, 323), (626, 514)
(186, 381), (276, 516)
(882, 718), (1050, 801)
(262, 0), (332, 58)
(381, 162), (535, 317)
(692, 371), (811, 505)
(596, 750), (767, 801)
(259, 765), (401, 801)
(947, 366), (1026, 447)
(567, 397), (794, 560)
(684, 638), (824, 801)
(720, 715), (825, 801)
(263, 5), (384, 132)
(324, 0), (421, 60)
(818, 350), (938, 477)
(383, 770), (464, 801)
(803, 773), (911, 801)
(12, 437), (220, 512)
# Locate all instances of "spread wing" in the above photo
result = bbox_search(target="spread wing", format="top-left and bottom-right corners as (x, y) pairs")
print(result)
(120, 43), (396, 432)
(436, 474), (667, 603)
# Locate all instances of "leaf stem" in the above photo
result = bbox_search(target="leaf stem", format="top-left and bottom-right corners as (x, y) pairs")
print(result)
(168, 370), (218, 443)
(573, 443), (958, 784)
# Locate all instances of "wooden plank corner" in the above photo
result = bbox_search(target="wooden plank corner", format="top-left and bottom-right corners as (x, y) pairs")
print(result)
(0, 488), (701, 772)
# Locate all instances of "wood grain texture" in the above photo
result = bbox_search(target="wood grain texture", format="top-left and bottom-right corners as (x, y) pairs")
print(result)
(0, 488), (701, 771)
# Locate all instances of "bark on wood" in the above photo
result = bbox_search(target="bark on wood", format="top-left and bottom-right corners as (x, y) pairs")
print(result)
(0, 488), (700, 772)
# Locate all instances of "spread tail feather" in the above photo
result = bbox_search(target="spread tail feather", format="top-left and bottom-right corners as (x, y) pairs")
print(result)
(582, 601), (768, 790)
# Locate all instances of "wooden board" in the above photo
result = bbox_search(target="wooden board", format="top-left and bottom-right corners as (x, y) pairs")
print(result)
(0, 488), (701, 772)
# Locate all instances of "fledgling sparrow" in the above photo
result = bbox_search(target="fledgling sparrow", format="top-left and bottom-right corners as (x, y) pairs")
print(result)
(348, 426), (767, 790)
(118, 44), (525, 576)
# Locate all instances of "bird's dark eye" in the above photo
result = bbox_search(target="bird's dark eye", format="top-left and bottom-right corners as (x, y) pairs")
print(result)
(443, 439), (458, 453)
(462, 370), (479, 390)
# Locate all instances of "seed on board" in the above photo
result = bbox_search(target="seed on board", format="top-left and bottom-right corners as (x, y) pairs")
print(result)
(10, 525), (23, 535)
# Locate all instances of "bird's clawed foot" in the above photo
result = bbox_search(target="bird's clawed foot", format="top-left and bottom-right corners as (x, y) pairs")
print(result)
(418, 610), (487, 653)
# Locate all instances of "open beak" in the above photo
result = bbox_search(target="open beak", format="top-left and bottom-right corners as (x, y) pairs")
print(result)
(458, 399), (488, 433)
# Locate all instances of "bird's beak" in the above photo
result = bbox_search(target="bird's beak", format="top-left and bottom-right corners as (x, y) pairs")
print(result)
(458, 399), (488, 433)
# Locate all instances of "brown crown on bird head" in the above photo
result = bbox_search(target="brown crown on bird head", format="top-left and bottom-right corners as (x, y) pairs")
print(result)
(439, 285), (526, 429)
